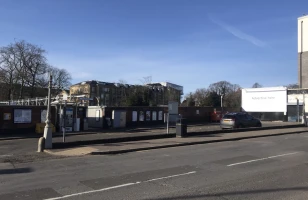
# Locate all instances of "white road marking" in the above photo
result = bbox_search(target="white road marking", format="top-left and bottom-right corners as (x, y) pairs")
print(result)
(145, 171), (196, 182)
(44, 171), (196, 200)
(44, 183), (137, 200)
(227, 152), (299, 167)
(0, 155), (12, 157)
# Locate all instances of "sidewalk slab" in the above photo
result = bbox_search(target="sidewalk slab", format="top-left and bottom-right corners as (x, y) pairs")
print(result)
(0, 121), (302, 141)
(52, 133), (175, 149)
(45, 127), (308, 157)
(51, 124), (305, 149)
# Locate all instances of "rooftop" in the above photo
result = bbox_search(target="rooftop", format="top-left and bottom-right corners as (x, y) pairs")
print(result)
(298, 14), (308, 20)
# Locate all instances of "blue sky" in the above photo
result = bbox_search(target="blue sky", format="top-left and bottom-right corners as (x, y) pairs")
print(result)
(0, 0), (307, 95)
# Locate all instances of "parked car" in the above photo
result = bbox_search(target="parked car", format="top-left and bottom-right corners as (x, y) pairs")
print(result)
(220, 112), (262, 129)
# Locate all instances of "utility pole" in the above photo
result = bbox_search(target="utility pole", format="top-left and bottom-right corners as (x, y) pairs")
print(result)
(43, 74), (53, 149)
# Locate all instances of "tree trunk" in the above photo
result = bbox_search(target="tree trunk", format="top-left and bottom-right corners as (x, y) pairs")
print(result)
(30, 75), (35, 98)
(19, 77), (24, 99)
(8, 73), (13, 100)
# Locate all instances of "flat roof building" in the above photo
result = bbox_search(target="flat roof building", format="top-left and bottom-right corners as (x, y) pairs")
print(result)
(298, 15), (308, 88)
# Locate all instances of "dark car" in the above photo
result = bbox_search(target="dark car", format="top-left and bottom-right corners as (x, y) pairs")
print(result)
(220, 112), (262, 129)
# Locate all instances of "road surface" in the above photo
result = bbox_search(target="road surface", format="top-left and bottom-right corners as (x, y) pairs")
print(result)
(1, 132), (308, 199)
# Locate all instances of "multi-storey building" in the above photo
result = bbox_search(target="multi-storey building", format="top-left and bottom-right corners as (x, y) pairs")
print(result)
(70, 80), (183, 106)
(298, 15), (308, 88)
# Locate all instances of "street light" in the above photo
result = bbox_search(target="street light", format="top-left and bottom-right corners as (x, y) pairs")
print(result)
(221, 95), (223, 116)
(43, 74), (53, 149)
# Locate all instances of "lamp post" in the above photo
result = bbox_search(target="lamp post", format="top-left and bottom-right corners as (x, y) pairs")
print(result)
(43, 74), (53, 149)
(221, 95), (223, 116)
(303, 92), (306, 125)
(296, 97), (299, 123)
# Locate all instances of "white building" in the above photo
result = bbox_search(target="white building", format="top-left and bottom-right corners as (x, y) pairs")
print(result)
(242, 87), (307, 122)
(298, 15), (308, 88)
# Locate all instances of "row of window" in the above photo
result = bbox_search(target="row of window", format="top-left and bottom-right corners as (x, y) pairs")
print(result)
(91, 87), (110, 93)
(132, 111), (164, 122)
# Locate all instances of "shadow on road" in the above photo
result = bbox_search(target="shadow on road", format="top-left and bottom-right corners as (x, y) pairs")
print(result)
(146, 187), (308, 199)
(0, 167), (33, 175)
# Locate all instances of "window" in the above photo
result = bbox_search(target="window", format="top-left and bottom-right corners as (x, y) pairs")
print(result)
(101, 87), (109, 92)
(14, 109), (32, 123)
(95, 110), (100, 122)
(132, 111), (137, 122)
(105, 94), (110, 105)
(139, 111), (144, 121)
(91, 87), (96, 92)
(246, 115), (253, 120)
(152, 111), (157, 121)
(146, 111), (151, 121)
(158, 111), (163, 120)
(223, 114), (234, 119)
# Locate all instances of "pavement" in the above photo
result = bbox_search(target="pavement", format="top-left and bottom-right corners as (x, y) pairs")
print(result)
(0, 122), (305, 162)
(0, 121), (301, 141)
(1, 132), (308, 199)
(45, 127), (308, 156)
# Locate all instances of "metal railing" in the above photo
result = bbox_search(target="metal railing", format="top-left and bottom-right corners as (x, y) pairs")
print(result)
(0, 97), (57, 106)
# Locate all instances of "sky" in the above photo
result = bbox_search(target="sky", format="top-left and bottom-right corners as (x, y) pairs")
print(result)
(0, 0), (307, 95)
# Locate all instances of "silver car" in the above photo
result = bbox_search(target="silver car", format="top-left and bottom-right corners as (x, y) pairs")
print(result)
(220, 112), (262, 129)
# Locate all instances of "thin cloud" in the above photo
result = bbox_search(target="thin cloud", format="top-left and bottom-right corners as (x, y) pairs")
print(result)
(209, 15), (267, 47)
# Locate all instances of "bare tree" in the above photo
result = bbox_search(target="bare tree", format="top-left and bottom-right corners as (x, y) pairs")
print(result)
(140, 76), (152, 85)
(193, 88), (208, 106)
(183, 92), (196, 106)
(0, 44), (19, 100)
(118, 79), (127, 85)
(208, 81), (234, 96)
(252, 82), (262, 88)
(48, 66), (72, 94)
(189, 81), (241, 108)
(17, 41), (48, 97)
(285, 83), (299, 89)
(0, 40), (73, 100)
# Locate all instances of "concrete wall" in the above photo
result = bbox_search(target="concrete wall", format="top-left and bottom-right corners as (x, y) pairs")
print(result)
(298, 15), (308, 52)
(298, 52), (308, 88)
(298, 16), (308, 88)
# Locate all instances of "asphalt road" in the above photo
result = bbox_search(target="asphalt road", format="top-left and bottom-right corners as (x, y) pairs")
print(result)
(1, 132), (308, 199)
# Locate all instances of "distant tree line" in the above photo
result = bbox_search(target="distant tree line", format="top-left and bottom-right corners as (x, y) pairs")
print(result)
(0, 40), (72, 100)
(183, 81), (242, 108)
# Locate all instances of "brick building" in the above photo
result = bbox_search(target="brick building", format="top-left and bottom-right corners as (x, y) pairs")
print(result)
(70, 80), (183, 106)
